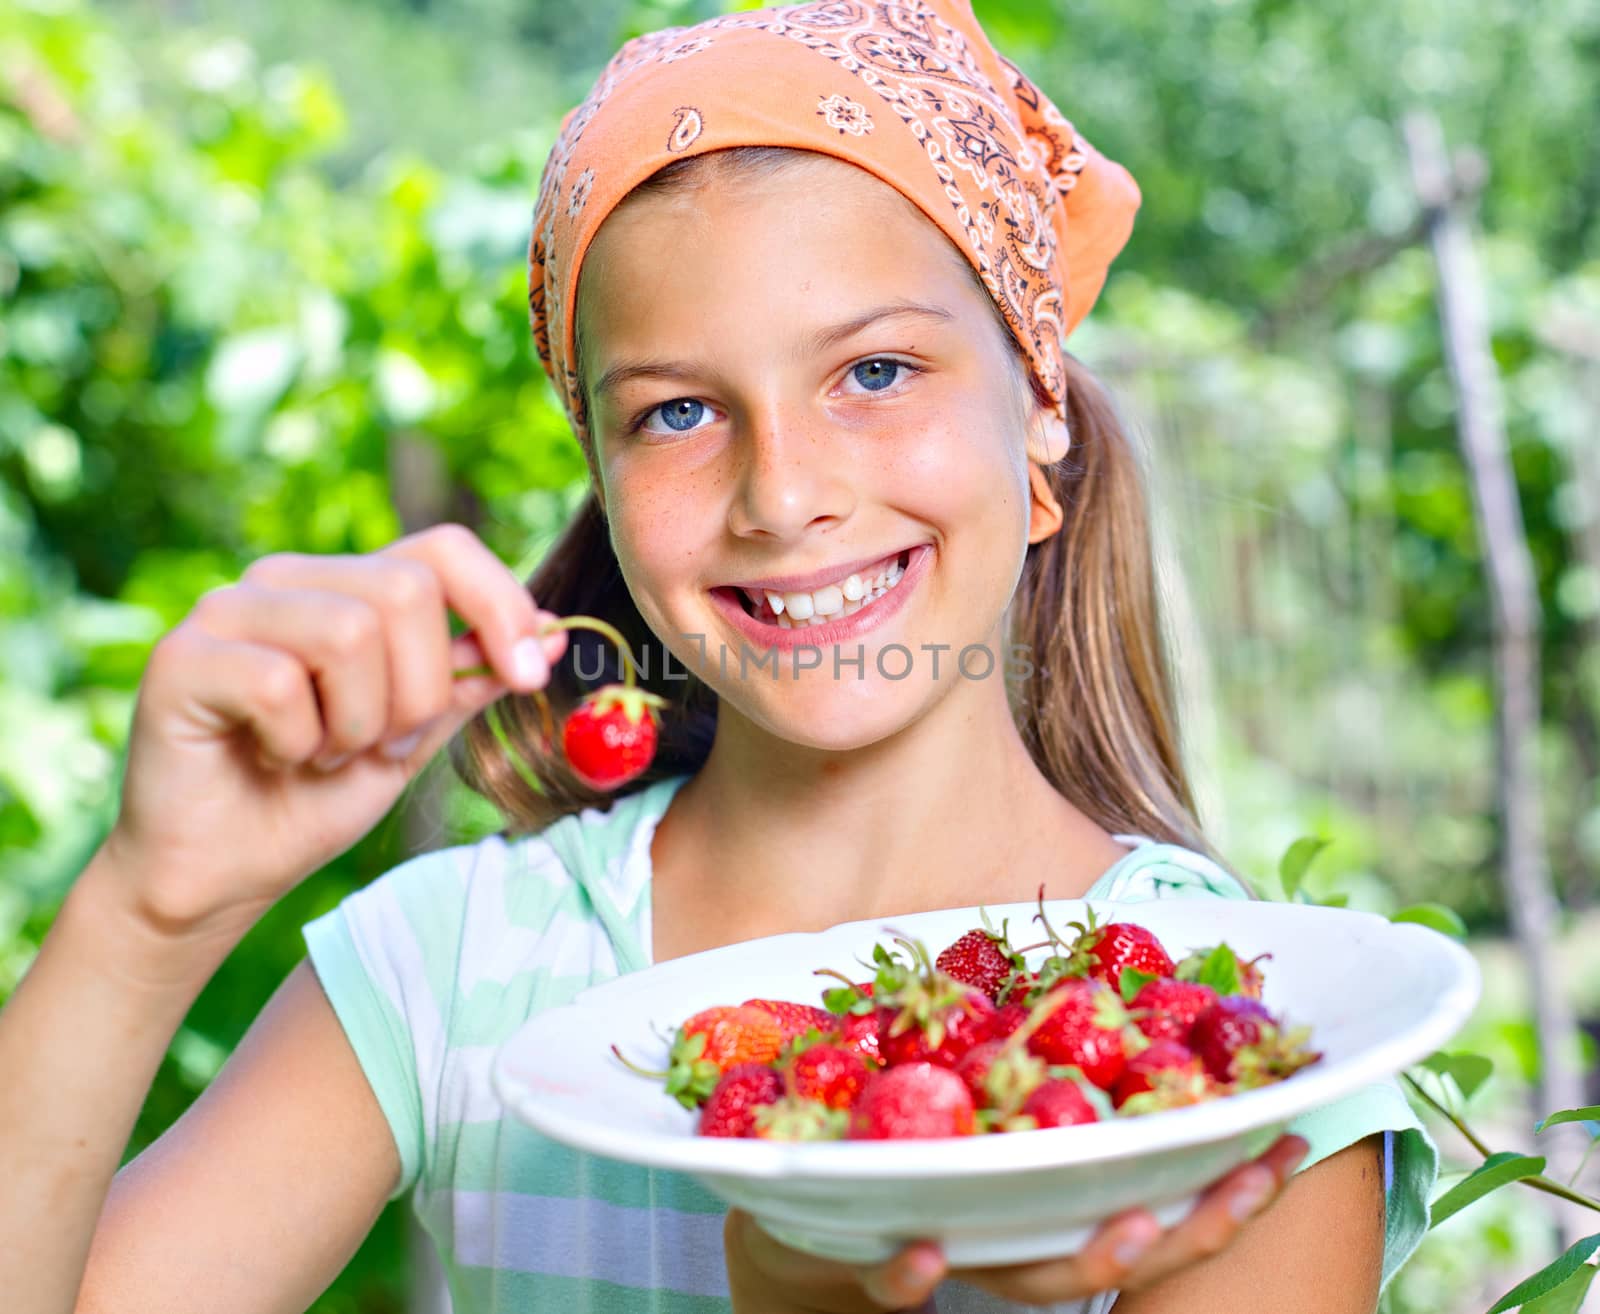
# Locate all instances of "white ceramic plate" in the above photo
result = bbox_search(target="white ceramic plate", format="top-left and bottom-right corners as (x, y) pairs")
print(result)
(493, 897), (1479, 1266)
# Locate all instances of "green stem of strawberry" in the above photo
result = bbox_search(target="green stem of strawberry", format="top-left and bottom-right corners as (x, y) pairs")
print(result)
(1032, 885), (1069, 953)
(452, 615), (644, 688)
(611, 1043), (670, 1082)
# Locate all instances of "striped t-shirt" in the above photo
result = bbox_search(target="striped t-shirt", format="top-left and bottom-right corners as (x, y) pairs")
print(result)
(302, 772), (1437, 1314)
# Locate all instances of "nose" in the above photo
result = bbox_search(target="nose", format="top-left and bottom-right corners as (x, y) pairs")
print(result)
(725, 403), (856, 541)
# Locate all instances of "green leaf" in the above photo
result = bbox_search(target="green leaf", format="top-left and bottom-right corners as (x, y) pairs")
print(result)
(1190, 943), (1242, 995)
(1535, 1105), (1600, 1134)
(1419, 1050), (1495, 1099)
(1429, 1151), (1546, 1229)
(1518, 1261), (1598, 1314)
(1119, 967), (1157, 1005)
(1278, 836), (1329, 900)
(1390, 903), (1468, 939)
(1486, 1233), (1600, 1313)
(1319, 893), (1350, 908)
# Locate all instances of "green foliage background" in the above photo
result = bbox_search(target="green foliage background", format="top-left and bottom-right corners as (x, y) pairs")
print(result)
(2, 0), (1598, 1310)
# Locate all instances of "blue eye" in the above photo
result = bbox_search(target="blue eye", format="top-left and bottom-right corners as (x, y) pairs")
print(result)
(851, 359), (901, 392)
(644, 398), (709, 434)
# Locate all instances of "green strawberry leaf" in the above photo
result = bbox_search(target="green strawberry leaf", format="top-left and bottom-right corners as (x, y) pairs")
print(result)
(1278, 835), (1329, 901)
(1486, 1233), (1600, 1313)
(1185, 943), (1242, 995)
(1420, 1051), (1495, 1100)
(1119, 967), (1157, 1005)
(1429, 1151), (1546, 1229)
(822, 986), (860, 1015)
(1390, 903), (1468, 939)
(1535, 1105), (1600, 1135)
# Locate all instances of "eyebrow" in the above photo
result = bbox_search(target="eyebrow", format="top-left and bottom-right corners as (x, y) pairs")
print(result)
(588, 301), (956, 403)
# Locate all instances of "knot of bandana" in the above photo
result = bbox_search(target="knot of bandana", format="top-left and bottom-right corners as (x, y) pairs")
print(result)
(528, 0), (1140, 441)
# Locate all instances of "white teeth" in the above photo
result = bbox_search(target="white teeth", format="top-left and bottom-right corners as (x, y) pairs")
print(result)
(812, 584), (844, 616)
(747, 550), (915, 628)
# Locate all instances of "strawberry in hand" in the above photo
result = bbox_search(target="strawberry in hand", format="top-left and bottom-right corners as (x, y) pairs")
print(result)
(562, 685), (668, 790)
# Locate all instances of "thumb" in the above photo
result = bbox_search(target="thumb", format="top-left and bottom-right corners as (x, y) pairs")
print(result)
(858, 1242), (946, 1310)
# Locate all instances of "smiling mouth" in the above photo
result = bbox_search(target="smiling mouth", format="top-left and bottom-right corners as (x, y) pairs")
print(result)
(719, 549), (914, 629)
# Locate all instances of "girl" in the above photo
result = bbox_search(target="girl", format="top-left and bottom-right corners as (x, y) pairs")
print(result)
(1, 3), (1436, 1312)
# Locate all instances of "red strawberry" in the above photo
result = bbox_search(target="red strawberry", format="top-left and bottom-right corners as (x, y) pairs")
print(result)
(831, 1009), (884, 1069)
(1130, 978), (1219, 1046)
(698, 1063), (784, 1137)
(1023, 979), (1133, 1091)
(1084, 922), (1176, 992)
(956, 1039), (1048, 1124)
(789, 1042), (870, 1110)
(1191, 996), (1320, 1087)
(1016, 1077), (1100, 1128)
(561, 684), (667, 790)
(743, 998), (833, 1045)
(848, 1062), (976, 1139)
(988, 1001), (1031, 1041)
(1113, 1039), (1210, 1111)
(880, 989), (997, 1069)
(936, 928), (1016, 1001)
(614, 1003), (784, 1108)
(955, 1039), (1007, 1105)
(867, 937), (1000, 1069)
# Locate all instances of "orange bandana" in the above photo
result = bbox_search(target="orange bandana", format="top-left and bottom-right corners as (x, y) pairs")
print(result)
(528, 0), (1140, 440)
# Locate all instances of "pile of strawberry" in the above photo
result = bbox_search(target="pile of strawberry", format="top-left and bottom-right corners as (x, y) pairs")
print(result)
(615, 898), (1321, 1140)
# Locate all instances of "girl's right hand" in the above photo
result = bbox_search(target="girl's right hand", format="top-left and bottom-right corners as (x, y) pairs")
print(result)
(95, 523), (568, 948)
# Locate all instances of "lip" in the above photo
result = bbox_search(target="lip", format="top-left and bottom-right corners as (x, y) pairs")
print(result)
(708, 544), (933, 655)
(722, 547), (917, 597)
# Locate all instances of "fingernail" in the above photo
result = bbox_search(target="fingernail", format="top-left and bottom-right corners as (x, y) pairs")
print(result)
(312, 752), (351, 773)
(513, 636), (549, 688)
(1230, 1174), (1273, 1221)
(1114, 1220), (1159, 1267)
(381, 731), (424, 760)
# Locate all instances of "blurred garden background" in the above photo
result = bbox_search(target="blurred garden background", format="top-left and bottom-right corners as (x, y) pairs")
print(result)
(3, 0), (1599, 1309)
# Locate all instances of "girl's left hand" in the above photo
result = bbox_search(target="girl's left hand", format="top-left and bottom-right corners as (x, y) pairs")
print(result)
(724, 1134), (1310, 1312)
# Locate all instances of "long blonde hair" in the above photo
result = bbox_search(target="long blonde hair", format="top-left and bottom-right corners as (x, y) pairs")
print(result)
(452, 149), (1210, 854)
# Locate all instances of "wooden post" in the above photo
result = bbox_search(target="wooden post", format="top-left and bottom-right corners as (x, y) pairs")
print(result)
(1403, 111), (1588, 1237)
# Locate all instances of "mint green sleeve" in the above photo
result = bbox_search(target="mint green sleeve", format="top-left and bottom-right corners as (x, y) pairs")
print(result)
(300, 847), (472, 1201)
(1088, 843), (1440, 1293)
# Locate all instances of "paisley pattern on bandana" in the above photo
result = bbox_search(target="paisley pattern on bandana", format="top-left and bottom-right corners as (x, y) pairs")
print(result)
(528, 0), (1140, 441)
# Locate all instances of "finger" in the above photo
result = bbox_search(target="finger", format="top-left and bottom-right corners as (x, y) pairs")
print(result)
(383, 524), (561, 693)
(1113, 1136), (1309, 1291)
(952, 1210), (1162, 1305)
(730, 1210), (946, 1311)
(191, 585), (390, 767)
(163, 632), (326, 769)
(857, 1242), (946, 1310)
(377, 634), (510, 769)
(242, 553), (457, 755)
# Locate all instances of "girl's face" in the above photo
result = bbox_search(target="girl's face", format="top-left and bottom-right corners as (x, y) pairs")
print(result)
(576, 155), (1056, 751)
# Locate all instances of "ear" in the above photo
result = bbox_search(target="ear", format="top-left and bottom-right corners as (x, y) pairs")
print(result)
(1024, 398), (1072, 466)
(1026, 461), (1064, 544)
